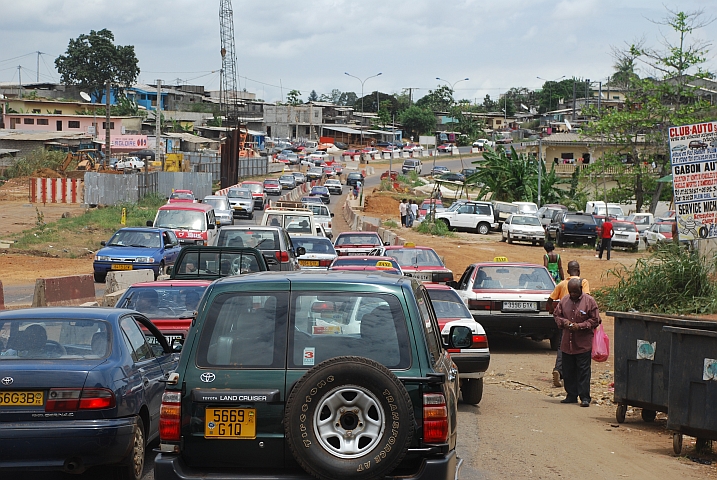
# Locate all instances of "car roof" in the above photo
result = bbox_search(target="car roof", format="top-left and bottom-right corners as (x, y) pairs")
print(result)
(383, 245), (433, 251)
(212, 270), (412, 286)
(240, 181), (262, 185)
(424, 283), (452, 291)
(158, 203), (213, 212)
(0, 306), (132, 321)
(221, 225), (283, 231)
(336, 231), (380, 236)
(114, 227), (165, 233)
(129, 280), (213, 288)
(470, 262), (544, 268)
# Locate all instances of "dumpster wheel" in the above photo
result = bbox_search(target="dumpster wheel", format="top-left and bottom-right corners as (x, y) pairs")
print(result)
(673, 433), (683, 455)
(641, 409), (656, 422)
(616, 404), (627, 423)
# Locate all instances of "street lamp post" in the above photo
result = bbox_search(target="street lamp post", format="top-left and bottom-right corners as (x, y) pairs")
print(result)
(435, 77), (469, 105)
(345, 72), (382, 144)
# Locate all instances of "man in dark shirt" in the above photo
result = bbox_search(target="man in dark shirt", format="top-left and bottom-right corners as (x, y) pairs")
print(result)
(553, 278), (601, 407)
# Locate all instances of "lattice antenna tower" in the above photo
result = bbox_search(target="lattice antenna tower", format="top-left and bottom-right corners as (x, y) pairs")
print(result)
(219, 0), (239, 128)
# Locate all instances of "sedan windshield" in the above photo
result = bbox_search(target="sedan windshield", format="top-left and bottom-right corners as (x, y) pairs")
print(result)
(154, 209), (206, 231)
(241, 183), (263, 194)
(0, 319), (110, 359)
(228, 189), (252, 199)
(386, 248), (442, 267)
(291, 237), (336, 254)
(511, 216), (541, 226)
(203, 198), (230, 211)
(334, 234), (381, 246)
(473, 266), (554, 290)
(108, 230), (160, 248)
(426, 289), (472, 319)
(117, 286), (208, 318)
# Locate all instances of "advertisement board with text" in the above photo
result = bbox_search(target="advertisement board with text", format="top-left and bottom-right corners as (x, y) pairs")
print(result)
(669, 121), (717, 240)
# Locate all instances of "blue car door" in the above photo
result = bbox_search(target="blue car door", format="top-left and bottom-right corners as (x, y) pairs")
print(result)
(119, 315), (168, 438)
(162, 230), (181, 266)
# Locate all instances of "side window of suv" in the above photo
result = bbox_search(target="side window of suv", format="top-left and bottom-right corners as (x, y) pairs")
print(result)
(476, 204), (492, 216)
(415, 287), (443, 366)
(457, 204), (474, 214)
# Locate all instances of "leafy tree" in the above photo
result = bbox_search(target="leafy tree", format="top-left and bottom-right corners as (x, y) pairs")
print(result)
(377, 100), (392, 127)
(415, 85), (454, 112)
(286, 89), (303, 105)
(468, 146), (565, 204)
(582, 8), (714, 213)
(55, 29), (139, 100)
(482, 94), (498, 111)
(338, 91), (357, 106)
(307, 90), (319, 102)
(356, 91), (398, 115)
(399, 106), (436, 138)
(319, 89), (341, 103)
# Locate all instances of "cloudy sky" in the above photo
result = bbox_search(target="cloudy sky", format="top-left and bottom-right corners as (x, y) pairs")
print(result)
(1, 0), (716, 104)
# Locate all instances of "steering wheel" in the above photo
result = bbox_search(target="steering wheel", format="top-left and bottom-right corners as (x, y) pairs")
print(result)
(45, 340), (67, 357)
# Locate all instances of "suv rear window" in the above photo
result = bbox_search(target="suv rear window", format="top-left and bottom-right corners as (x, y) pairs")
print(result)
(290, 293), (410, 369)
(216, 229), (280, 250)
(564, 214), (596, 224)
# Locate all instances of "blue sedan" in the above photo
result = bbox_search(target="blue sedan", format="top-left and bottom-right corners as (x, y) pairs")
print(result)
(93, 227), (182, 283)
(0, 307), (178, 480)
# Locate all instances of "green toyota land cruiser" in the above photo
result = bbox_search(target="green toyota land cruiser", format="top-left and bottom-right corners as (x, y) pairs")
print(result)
(154, 270), (471, 480)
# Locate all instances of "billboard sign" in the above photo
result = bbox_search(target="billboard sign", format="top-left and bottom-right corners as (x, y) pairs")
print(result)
(669, 121), (717, 240)
(110, 135), (148, 150)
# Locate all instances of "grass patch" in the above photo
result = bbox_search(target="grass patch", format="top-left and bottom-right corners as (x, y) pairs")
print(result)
(593, 242), (717, 315)
(416, 220), (455, 237)
(12, 194), (167, 257)
(382, 219), (399, 228)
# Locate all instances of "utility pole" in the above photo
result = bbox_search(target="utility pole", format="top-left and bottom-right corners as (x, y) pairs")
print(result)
(105, 80), (111, 167)
(598, 81), (602, 113)
(572, 80), (577, 121)
(36, 52), (41, 83)
(18, 66), (22, 98)
(156, 79), (163, 170)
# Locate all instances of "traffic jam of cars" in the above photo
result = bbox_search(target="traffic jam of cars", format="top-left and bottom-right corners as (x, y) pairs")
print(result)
(1, 145), (674, 480)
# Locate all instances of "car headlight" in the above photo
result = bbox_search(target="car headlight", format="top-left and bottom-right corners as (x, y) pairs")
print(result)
(95, 255), (111, 261)
(134, 257), (156, 263)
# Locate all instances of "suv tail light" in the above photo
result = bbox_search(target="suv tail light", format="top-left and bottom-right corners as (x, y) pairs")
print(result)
(423, 393), (448, 443)
(46, 388), (116, 411)
(275, 251), (289, 262)
(160, 391), (182, 441)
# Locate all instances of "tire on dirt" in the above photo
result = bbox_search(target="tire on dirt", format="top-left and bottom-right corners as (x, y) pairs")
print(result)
(284, 356), (414, 480)
(641, 408), (656, 423)
(461, 378), (484, 405)
(115, 416), (145, 480)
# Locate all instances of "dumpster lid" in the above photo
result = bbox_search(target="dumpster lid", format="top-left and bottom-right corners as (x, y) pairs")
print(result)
(608, 311), (717, 328)
(663, 326), (717, 338)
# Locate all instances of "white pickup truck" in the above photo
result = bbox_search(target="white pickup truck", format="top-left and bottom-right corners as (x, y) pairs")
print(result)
(262, 202), (316, 237)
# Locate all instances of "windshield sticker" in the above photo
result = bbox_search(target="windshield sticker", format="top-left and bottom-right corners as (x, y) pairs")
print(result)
(636, 340), (656, 360)
(704, 358), (717, 381)
(312, 325), (342, 335)
(303, 347), (315, 366)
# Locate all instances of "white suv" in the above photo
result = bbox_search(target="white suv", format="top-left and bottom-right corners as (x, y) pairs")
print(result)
(435, 201), (497, 234)
(402, 159), (422, 175)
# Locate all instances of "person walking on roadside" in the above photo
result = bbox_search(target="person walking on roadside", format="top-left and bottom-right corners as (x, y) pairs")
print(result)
(553, 278), (601, 407)
(399, 199), (408, 227)
(410, 200), (418, 224)
(598, 217), (614, 260)
(406, 200), (415, 227)
(543, 241), (564, 283)
(547, 261), (590, 387)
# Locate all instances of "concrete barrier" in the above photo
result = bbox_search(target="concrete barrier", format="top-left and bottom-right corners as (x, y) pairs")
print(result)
(32, 274), (96, 307)
(101, 288), (127, 307)
(105, 270), (155, 295)
(0, 280), (4, 310)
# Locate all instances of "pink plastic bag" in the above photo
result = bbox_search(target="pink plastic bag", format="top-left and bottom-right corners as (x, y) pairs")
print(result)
(592, 324), (610, 362)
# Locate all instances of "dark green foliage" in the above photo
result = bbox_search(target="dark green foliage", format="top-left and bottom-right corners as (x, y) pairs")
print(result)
(593, 243), (717, 315)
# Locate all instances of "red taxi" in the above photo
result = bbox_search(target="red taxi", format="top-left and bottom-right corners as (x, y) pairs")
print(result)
(373, 243), (453, 283)
(239, 181), (268, 210)
(150, 202), (218, 246)
(167, 189), (195, 203)
(328, 256), (402, 275)
(425, 283), (490, 405)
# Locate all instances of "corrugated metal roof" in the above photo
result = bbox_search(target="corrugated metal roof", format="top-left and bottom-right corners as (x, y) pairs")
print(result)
(541, 132), (646, 144)
(322, 125), (364, 134)
(164, 132), (219, 144)
(0, 132), (91, 141)
(0, 148), (20, 155)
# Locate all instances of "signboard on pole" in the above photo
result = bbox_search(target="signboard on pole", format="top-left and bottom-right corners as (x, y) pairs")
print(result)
(669, 121), (717, 240)
(419, 135), (435, 146)
(110, 135), (148, 150)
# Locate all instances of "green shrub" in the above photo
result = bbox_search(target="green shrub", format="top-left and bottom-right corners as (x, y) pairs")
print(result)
(416, 220), (454, 237)
(383, 219), (399, 228)
(593, 243), (717, 315)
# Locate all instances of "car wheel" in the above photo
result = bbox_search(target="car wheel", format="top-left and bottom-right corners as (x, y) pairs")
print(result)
(116, 416), (145, 480)
(156, 261), (165, 280)
(631, 243), (639, 252)
(94, 271), (106, 283)
(461, 378), (484, 405)
(641, 409), (656, 422)
(507, 232), (513, 244)
(284, 356), (414, 480)
(248, 212), (254, 220)
(500, 231), (507, 242)
(477, 222), (490, 235)
(673, 433), (683, 455)
(556, 231), (564, 247)
(616, 404), (627, 423)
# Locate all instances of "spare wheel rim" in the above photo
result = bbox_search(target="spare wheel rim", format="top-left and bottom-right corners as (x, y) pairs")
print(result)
(313, 384), (385, 459)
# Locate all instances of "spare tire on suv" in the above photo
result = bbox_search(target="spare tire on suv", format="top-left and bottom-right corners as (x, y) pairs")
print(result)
(285, 356), (414, 480)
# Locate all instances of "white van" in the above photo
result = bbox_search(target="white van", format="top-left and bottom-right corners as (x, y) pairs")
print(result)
(586, 201), (624, 219)
(512, 202), (539, 216)
(261, 202), (316, 237)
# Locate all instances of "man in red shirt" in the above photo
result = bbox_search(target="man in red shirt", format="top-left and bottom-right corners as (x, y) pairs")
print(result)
(598, 217), (614, 260)
(553, 278), (601, 407)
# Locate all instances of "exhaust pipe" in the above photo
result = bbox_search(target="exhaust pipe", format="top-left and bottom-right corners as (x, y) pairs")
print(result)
(63, 458), (85, 474)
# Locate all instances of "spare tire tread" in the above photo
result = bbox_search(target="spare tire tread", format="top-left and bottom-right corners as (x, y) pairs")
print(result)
(284, 356), (414, 480)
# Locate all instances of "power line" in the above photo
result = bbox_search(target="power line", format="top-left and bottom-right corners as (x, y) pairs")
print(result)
(0, 52), (37, 64)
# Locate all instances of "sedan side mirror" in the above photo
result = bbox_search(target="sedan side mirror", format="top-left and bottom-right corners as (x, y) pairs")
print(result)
(146, 220), (153, 227)
(383, 242), (390, 246)
(100, 240), (106, 246)
(166, 266), (174, 276)
(296, 247), (306, 256)
(446, 280), (459, 289)
(171, 339), (184, 353)
(207, 224), (216, 230)
(331, 213), (335, 217)
(448, 325), (473, 349)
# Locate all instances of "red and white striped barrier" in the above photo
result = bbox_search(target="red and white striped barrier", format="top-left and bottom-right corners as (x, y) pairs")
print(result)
(214, 183), (241, 197)
(29, 177), (82, 203)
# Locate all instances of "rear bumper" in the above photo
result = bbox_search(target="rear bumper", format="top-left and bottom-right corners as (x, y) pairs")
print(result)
(470, 312), (557, 337)
(0, 417), (137, 471)
(93, 262), (159, 275)
(154, 450), (459, 480)
(451, 351), (490, 374)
